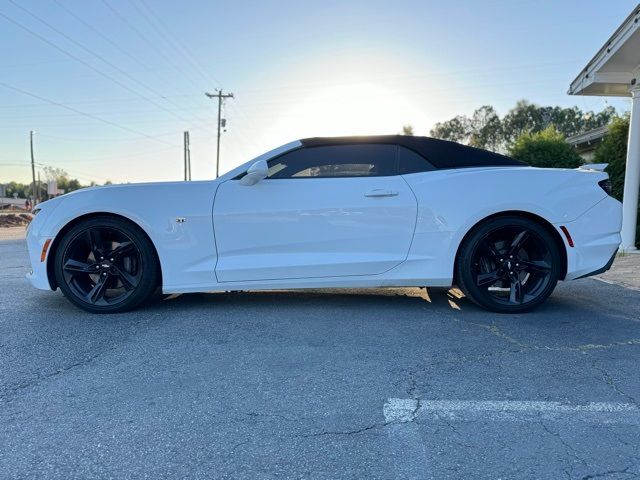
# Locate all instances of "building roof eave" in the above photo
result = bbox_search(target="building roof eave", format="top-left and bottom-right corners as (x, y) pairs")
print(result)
(569, 4), (640, 97)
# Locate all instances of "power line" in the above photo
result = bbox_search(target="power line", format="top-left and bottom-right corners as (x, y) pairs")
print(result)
(50, 0), (214, 129)
(36, 162), (123, 184)
(0, 94), (209, 109)
(4, 1), (208, 130)
(35, 130), (202, 144)
(0, 105), (214, 120)
(0, 81), (178, 146)
(100, 0), (205, 93)
(50, 147), (180, 164)
(107, 0), (258, 152)
(133, 0), (222, 88)
(52, 0), (155, 74)
(0, 10), (152, 102)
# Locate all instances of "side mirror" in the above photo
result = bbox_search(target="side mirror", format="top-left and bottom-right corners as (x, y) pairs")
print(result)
(239, 159), (268, 186)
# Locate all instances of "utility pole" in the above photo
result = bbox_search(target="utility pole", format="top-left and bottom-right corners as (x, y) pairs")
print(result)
(29, 130), (37, 205)
(183, 131), (191, 181)
(205, 89), (234, 178)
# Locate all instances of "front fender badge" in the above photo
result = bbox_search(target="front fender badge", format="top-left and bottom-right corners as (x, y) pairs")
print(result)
(40, 238), (52, 262)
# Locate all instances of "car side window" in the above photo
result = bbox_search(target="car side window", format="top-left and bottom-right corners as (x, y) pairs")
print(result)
(267, 144), (397, 179)
(398, 146), (435, 174)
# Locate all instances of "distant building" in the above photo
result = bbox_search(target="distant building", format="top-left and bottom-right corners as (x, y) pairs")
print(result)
(565, 125), (608, 163)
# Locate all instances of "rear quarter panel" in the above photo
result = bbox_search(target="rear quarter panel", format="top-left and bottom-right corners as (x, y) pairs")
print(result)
(399, 166), (609, 283)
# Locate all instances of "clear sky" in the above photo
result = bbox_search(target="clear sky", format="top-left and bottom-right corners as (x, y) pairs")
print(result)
(0, 0), (636, 185)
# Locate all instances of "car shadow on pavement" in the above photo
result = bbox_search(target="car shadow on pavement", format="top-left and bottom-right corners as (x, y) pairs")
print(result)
(154, 287), (472, 313)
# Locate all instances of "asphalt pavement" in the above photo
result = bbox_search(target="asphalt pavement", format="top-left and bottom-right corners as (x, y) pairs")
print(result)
(1, 237), (639, 479)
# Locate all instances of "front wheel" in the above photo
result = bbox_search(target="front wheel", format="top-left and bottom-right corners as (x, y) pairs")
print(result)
(54, 216), (159, 313)
(456, 216), (562, 313)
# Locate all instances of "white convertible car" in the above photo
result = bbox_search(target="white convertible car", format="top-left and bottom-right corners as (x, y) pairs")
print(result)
(26, 135), (622, 314)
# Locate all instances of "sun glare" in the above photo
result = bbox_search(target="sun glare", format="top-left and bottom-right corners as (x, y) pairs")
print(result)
(270, 82), (429, 140)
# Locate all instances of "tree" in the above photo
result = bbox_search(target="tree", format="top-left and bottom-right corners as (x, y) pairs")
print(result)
(593, 115), (638, 247)
(39, 166), (85, 193)
(430, 115), (471, 144)
(468, 105), (502, 151)
(5, 181), (28, 198)
(401, 125), (414, 136)
(430, 101), (617, 153)
(41, 166), (67, 182)
(593, 116), (628, 200)
(508, 126), (583, 169)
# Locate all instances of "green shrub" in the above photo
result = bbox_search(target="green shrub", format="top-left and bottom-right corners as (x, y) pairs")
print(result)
(508, 126), (583, 169)
(593, 115), (639, 247)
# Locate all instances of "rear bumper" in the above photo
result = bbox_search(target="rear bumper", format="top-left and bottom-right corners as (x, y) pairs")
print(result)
(561, 195), (622, 281)
(574, 250), (617, 279)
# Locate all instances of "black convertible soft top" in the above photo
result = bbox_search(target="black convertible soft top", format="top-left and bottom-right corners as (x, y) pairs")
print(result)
(300, 135), (526, 170)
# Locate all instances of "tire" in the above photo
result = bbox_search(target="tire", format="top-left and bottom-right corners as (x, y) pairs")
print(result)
(54, 216), (159, 313)
(455, 215), (562, 313)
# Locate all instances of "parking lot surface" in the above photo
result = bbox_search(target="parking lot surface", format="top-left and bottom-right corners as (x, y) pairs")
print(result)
(1, 236), (640, 479)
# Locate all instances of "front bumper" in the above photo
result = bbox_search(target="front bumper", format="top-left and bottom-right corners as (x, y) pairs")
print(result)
(26, 229), (55, 290)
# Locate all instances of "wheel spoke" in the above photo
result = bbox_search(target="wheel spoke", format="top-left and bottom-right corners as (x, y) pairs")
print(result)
(509, 230), (529, 254)
(63, 258), (93, 274)
(112, 265), (138, 291)
(518, 259), (551, 275)
(481, 240), (502, 262)
(86, 228), (105, 259)
(508, 230), (529, 256)
(509, 278), (523, 304)
(477, 270), (502, 287)
(107, 241), (134, 260)
(86, 275), (109, 304)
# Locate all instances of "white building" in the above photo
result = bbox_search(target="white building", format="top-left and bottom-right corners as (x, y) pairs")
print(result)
(568, 4), (640, 251)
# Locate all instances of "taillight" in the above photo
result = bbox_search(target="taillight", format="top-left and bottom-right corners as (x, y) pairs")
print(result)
(598, 179), (612, 196)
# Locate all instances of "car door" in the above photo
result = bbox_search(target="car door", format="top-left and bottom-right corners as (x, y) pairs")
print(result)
(213, 144), (418, 282)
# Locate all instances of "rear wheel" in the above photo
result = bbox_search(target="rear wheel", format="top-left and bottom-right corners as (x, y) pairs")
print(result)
(456, 216), (562, 313)
(54, 216), (159, 313)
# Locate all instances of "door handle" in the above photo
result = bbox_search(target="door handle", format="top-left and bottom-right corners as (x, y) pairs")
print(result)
(364, 189), (399, 198)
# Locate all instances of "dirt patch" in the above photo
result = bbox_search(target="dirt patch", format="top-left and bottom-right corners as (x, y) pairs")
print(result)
(0, 213), (33, 228)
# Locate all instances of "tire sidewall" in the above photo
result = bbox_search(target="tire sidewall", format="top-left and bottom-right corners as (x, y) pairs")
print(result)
(456, 216), (562, 313)
(54, 216), (159, 314)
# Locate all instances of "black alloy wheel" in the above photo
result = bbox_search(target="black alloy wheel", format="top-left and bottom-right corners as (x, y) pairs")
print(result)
(54, 216), (159, 313)
(456, 216), (562, 313)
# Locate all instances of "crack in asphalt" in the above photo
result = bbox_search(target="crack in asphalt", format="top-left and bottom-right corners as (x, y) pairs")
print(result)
(588, 358), (639, 406)
(451, 317), (529, 348)
(294, 422), (384, 438)
(539, 420), (589, 479)
(0, 349), (113, 401)
(451, 316), (640, 354)
(581, 465), (634, 479)
(0, 315), (153, 401)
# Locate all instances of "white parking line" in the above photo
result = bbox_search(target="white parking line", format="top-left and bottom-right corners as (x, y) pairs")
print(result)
(384, 398), (640, 424)
(384, 398), (640, 479)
